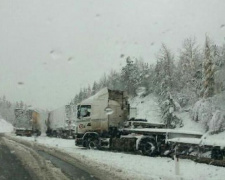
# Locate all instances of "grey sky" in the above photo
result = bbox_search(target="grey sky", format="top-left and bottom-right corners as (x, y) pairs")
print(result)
(0, 0), (224, 110)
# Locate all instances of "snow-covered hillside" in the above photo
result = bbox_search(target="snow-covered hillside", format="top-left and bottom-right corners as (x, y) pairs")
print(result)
(129, 93), (205, 132)
(0, 118), (14, 133)
(129, 94), (161, 123)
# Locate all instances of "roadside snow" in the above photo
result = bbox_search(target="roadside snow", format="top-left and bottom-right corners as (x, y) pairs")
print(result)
(0, 118), (14, 133)
(13, 135), (225, 180)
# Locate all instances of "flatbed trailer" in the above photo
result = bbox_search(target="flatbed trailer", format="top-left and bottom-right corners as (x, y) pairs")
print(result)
(75, 127), (203, 156)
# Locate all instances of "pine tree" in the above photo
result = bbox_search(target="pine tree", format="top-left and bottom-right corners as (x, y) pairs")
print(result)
(161, 95), (183, 128)
(157, 44), (175, 98)
(19, 101), (24, 109)
(87, 85), (92, 98)
(136, 60), (151, 95)
(73, 95), (79, 105)
(212, 44), (225, 93)
(91, 81), (98, 95)
(16, 102), (20, 108)
(121, 57), (140, 96)
(202, 36), (215, 98)
(99, 73), (108, 89)
(177, 38), (202, 103)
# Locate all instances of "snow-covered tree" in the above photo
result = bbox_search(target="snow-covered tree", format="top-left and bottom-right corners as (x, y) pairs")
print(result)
(87, 85), (92, 98)
(191, 96), (225, 133)
(99, 73), (108, 89)
(107, 70), (124, 91)
(177, 38), (202, 102)
(135, 60), (151, 96)
(91, 81), (98, 95)
(213, 44), (225, 93)
(19, 101), (24, 109)
(208, 110), (225, 133)
(0, 96), (16, 124)
(161, 95), (183, 128)
(152, 60), (164, 95)
(156, 44), (175, 98)
(202, 36), (215, 98)
(121, 57), (140, 96)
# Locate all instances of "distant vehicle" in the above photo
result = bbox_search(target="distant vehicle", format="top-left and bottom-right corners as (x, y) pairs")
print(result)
(46, 105), (76, 139)
(74, 88), (203, 157)
(14, 108), (45, 136)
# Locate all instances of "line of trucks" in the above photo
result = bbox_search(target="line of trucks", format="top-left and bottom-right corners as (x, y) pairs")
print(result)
(14, 88), (225, 162)
(14, 105), (76, 139)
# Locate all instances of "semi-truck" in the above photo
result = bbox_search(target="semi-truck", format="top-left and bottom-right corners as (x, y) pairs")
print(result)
(46, 105), (76, 139)
(75, 88), (205, 157)
(14, 108), (46, 136)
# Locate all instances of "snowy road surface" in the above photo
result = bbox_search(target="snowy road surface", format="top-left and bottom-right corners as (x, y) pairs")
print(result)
(9, 134), (225, 180)
(0, 134), (32, 180)
(0, 134), (104, 180)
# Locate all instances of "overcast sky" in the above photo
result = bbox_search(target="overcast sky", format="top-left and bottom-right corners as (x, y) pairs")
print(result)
(0, 0), (224, 110)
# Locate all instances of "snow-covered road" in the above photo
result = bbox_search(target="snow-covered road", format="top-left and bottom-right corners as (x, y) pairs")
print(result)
(1, 134), (69, 180)
(11, 135), (225, 180)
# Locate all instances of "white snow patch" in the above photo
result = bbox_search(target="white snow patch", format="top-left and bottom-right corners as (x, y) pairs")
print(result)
(175, 110), (205, 133)
(0, 118), (14, 133)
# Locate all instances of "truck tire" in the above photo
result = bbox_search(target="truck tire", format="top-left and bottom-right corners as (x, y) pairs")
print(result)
(87, 138), (100, 150)
(140, 137), (157, 156)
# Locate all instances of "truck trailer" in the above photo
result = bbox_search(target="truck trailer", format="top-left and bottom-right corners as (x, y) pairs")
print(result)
(46, 105), (76, 139)
(14, 108), (46, 136)
(75, 88), (204, 157)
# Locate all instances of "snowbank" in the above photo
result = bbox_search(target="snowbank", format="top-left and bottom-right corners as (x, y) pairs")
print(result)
(0, 118), (14, 133)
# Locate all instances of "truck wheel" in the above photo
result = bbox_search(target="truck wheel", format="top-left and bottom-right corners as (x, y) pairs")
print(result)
(140, 137), (157, 156)
(88, 139), (99, 150)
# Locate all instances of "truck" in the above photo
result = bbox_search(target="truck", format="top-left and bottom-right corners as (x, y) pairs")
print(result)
(46, 105), (76, 139)
(75, 88), (205, 157)
(14, 108), (46, 136)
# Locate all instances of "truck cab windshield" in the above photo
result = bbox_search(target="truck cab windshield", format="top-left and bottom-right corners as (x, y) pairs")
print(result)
(77, 105), (91, 119)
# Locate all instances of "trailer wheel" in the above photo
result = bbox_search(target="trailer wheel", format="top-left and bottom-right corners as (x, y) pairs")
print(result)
(140, 137), (157, 156)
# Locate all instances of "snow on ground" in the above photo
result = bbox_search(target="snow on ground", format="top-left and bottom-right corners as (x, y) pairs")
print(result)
(129, 94), (161, 123)
(0, 118), (14, 133)
(12, 135), (225, 180)
(175, 110), (205, 133)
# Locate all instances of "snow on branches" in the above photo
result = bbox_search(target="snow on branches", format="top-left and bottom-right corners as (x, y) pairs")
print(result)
(161, 95), (183, 128)
(191, 96), (225, 133)
(202, 36), (215, 98)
